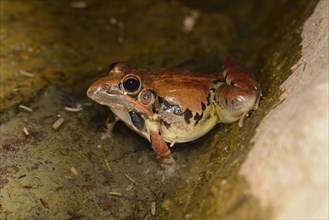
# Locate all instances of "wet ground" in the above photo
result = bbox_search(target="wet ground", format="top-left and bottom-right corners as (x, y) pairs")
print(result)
(1, 86), (196, 219)
(0, 0), (318, 219)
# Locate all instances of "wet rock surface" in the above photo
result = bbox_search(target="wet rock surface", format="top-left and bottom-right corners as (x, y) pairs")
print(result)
(240, 1), (329, 218)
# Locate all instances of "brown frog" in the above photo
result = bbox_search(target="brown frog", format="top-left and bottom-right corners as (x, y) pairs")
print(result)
(87, 57), (261, 161)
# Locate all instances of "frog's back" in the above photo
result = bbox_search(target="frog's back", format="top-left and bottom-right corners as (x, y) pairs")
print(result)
(137, 67), (218, 113)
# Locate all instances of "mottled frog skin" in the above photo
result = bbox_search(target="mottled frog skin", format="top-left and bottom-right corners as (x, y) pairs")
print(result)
(87, 57), (261, 160)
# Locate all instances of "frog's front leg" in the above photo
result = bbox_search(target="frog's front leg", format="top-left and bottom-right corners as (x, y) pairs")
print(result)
(215, 57), (261, 127)
(146, 117), (174, 163)
(144, 119), (168, 157)
(150, 131), (171, 159)
(101, 111), (119, 140)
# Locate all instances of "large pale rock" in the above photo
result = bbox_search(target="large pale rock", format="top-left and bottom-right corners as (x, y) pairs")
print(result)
(240, 0), (329, 218)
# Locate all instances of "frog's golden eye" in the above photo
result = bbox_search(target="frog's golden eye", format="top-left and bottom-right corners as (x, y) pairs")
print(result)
(121, 74), (142, 95)
(138, 89), (155, 107)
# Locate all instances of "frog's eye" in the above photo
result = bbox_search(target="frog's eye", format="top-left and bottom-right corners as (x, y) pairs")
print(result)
(121, 74), (142, 95)
(138, 89), (155, 107)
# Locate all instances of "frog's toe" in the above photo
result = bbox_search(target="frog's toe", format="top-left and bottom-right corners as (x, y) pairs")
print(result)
(159, 155), (176, 165)
(159, 156), (177, 176)
(100, 132), (115, 142)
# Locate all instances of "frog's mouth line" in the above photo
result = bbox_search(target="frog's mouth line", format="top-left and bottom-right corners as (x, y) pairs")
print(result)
(88, 88), (153, 117)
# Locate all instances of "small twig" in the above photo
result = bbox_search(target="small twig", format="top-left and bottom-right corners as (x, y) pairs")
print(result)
(125, 184), (133, 191)
(124, 174), (137, 184)
(23, 127), (29, 136)
(40, 198), (49, 209)
(18, 69), (35, 77)
(19, 105), (33, 112)
(52, 117), (65, 130)
(109, 192), (122, 196)
(70, 166), (79, 176)
(151, 201), (156, 216)
(104, 159), (112, 172)
(64, 107), (83, 112)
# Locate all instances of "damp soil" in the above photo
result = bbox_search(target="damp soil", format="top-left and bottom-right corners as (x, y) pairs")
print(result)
(0, 0), (318, 219)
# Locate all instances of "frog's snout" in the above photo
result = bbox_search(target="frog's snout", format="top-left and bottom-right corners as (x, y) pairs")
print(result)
(87, 80), (122, 101)
(87, 78), (110, 99)
(87, 85), (101, 99)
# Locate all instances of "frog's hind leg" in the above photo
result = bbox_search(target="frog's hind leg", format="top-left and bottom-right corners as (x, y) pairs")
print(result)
(215, 57), (261, 127)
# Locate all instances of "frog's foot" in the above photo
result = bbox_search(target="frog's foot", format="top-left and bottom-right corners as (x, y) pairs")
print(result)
(150, 131), (171, 160)
(157, 149), (176, 174)
(101, 114), (119, 140)
(215, 56), (261, 126)
(159, 155), (176, 165)
(238, 89), (262, 127)
(159, 156), (177, 177)
(100, 132), (114, 141)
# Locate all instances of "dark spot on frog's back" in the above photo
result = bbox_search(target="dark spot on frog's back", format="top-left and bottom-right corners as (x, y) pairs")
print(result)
(201, 102), (206, 111)
(206, 93), (211, 106)
(194, 112), (203, 126)
(129, 111), (144, 130)
(184, 108), (193, 124)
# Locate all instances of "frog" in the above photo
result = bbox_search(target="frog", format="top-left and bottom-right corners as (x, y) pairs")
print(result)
(87, 57), (261, 161)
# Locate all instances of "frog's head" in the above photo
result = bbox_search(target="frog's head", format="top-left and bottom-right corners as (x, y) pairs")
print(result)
(87, 62), (155, 117)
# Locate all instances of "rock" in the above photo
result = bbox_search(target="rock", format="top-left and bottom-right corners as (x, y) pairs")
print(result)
(240, 1), (329, 218)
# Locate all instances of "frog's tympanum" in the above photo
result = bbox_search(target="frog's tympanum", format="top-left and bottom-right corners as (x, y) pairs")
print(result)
(87, 57), (261, 161)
